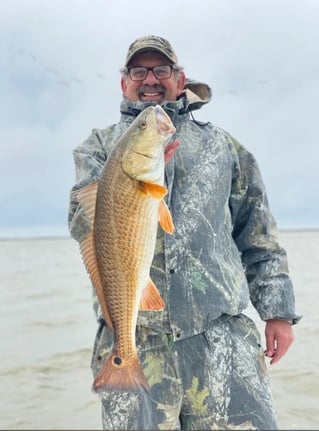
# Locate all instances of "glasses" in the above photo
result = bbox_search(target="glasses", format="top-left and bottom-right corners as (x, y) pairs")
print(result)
(124, 65), (178, 81)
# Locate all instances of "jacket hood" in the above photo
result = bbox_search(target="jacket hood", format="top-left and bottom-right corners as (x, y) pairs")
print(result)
(183, 78), (212, 111)
(120, 78), (212, 118)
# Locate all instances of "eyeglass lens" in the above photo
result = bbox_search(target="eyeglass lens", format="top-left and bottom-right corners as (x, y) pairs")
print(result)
(128, 65), (173, 81)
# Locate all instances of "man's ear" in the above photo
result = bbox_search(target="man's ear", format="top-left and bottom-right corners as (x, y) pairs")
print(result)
(177, 70), (186, 96)
(121, 77), (128, 95)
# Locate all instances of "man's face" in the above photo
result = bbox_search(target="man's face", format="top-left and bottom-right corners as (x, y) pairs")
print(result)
(121, 52), (185, 104)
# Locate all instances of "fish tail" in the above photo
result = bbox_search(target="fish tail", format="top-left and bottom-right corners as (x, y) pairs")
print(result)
(92, 350), (149, 393)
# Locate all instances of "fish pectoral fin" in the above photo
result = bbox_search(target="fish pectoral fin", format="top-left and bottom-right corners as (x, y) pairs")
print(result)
(75, 181), (99, 228)
(139, 182), (168, 200)
(158, 199), (175, 234)
(79, 232), (113, 330)
(139, 278), (165, 311)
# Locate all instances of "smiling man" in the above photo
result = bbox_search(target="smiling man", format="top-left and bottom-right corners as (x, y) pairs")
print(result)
(68, 35), (300, 430)
(121, 51), (185, 103)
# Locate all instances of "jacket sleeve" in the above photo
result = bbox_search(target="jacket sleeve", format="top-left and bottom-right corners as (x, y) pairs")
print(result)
(68, 129), (107, 243)
(228, 137), (301, 324)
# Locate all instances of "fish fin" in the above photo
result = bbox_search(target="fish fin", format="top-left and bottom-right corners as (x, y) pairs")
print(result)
(79, 232), (113, 330)
(139, 278), (165, 311)
(75, 181), (99, 228)
(92, 349), (149, 392)
(158, 199), (175, 234)
(139, 182), (168, 199)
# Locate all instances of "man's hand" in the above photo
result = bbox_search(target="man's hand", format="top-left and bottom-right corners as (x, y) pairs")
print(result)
(264, 319), (295, 365)
(164, 140), (180, 163)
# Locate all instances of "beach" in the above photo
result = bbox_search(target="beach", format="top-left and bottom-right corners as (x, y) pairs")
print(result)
(0, 231), (318, 430)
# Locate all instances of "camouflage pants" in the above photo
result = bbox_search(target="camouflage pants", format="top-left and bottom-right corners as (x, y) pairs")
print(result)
(91, 314), (278, 430)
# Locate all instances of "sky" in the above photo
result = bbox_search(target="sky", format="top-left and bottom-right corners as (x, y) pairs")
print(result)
(1, 0), (318, 238)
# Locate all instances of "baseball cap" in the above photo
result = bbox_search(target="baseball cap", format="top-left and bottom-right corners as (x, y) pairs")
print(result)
(125, 35), (178, 66)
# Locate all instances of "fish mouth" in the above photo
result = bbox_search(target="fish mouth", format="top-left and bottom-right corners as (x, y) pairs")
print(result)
(154, 105), (176, 137)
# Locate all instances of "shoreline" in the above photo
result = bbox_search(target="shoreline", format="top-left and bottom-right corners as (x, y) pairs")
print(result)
(0, 227), (318, 242)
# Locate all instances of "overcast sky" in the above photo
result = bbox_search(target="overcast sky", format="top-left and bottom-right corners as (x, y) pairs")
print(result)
(1, 0), (318, 238)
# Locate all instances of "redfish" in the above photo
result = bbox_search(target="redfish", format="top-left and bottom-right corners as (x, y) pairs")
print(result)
(76, 105), (178, 392)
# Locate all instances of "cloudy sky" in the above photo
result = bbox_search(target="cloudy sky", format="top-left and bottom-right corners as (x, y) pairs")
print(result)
(1, 0), (318, 238)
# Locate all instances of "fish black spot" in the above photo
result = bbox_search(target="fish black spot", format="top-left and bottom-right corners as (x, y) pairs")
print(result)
(113, 356), (122, 366)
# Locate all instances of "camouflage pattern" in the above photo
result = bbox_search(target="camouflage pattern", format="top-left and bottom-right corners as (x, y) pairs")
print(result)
(68, 83), (300, 429)
(125, 35), (178, 67)
(91, 315), (277, 430)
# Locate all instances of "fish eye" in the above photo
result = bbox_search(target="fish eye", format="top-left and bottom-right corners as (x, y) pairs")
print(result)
(139, 120), (147, 130)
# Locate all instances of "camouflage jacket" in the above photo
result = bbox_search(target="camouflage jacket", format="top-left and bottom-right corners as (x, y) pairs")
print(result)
(68, 80), (300, 341)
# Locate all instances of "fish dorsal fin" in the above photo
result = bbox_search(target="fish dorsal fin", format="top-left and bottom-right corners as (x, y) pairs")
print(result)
(139, 278), (165, 311)
(158, 199), (175, 234)
(139, 182), (168, 200)
(75, 181), (99, 228)
(79, 232), (113, 330)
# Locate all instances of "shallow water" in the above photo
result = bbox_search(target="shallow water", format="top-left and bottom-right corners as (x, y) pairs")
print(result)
(0, 231), (318, 430)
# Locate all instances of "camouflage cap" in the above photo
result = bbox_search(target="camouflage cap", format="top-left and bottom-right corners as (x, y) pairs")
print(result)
(125, 35), (178, 66)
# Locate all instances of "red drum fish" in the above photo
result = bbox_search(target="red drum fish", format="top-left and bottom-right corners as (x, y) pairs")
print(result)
(76, 105), (178, 392)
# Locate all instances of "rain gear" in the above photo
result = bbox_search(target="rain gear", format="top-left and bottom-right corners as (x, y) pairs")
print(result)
(68, 80), (300, 430)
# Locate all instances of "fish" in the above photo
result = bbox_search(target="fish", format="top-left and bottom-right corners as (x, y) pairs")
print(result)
(75, 105), (178, 392)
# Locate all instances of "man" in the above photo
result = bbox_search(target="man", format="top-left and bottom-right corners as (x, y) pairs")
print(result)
(68, 35), (300, 430)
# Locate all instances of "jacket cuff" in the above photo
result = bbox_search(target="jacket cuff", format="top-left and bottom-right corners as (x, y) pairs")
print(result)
(265, 315), (302, 325)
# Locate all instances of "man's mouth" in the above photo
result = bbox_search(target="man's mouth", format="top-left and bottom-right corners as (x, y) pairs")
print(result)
(138, 86), (165, 101)
(142, 92), (161, 97)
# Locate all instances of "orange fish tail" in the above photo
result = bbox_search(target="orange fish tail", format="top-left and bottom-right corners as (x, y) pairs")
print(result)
(92, 350), (149, 393)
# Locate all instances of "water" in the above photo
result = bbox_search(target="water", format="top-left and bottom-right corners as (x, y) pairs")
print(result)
(0, 231), (318, 430)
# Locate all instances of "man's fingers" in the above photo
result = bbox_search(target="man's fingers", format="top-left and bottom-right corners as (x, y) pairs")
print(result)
(264, 320), (295, 365)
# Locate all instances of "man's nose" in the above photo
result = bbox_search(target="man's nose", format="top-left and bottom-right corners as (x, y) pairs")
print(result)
(143, 69), (159, 84)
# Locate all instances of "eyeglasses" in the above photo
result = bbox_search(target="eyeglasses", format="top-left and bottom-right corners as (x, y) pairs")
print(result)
(124, 65), (178, 81)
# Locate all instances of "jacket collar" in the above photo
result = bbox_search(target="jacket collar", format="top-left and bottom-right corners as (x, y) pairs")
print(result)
(120, 79), (212, 121)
